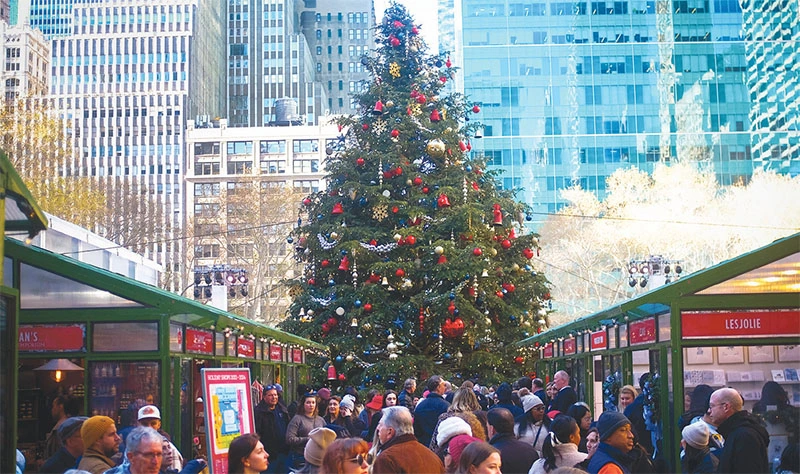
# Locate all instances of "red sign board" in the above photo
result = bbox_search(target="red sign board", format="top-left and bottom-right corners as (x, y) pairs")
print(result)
(19, 325), (85, 352)
(237, 338), (255, 358)
(292, 349), (303, 364)
(682, 309), (800, 339)
(629, 319), (657, 345)
(269, 344), (283, 362)
(563, 338), (576, 355)
(201, 368), (255, 474)
(186, 328), (214, 354)
(591, 330), (607, 350)
(543, 343), (554, 358)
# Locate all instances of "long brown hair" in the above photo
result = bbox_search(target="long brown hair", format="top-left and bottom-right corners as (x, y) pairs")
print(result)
(455, 441), (499, 474)
(320, 438), (369, 474)
(228, 433), (260, 474)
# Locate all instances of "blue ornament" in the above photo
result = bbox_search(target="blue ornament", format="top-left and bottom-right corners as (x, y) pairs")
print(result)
(341, 249), (348, 255)
(444, 353), (452, 359)
(287, 236), (294, 243)
(329, 279), (336, 286)
(317, 214), (324, 220)
(449, 293), (456, 300)
(374, 374), (382, 381)
(335, 355), (343, 363)
(354, 300), (362, 307)
(359, 197), (368, 206)
(453, 309), (459, 316)
(432, 333), (440, 339)
(393, 317), (404, 328)
(399, 219), (406, 226)
(509, 315), (516, 322)
(526, 214), (533, 221)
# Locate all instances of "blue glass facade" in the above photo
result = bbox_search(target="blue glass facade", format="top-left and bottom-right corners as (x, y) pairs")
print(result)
(456, 0), (799, 220)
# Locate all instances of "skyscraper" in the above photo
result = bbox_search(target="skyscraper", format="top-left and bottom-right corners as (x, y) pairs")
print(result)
(0, 21), (48, 103)
(46, 0), (225, 291)
(451, 0), (799, 223)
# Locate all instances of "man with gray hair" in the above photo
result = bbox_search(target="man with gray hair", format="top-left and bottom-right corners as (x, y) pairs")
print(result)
(373, 406), (444, 474)
(550, 370), (577, 413)
(124, 426), (164, 474)
(707, 387), (769, 473)
(397, 378), (417, 413)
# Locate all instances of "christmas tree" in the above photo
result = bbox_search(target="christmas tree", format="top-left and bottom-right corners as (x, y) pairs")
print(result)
(280, 3), (551, 388)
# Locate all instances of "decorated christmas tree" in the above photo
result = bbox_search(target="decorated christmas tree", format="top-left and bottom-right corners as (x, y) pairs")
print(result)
(280, 3), (551, 388)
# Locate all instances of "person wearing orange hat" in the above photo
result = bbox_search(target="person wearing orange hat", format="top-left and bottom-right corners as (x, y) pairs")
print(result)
(78, 415), (121, 474)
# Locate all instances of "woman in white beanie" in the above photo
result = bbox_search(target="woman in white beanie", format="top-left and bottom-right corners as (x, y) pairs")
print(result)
(433, 416), (474, 467)
(515, 392), (549, 456)
(295, 427), (337, 474)
(680, 421), (719, 474)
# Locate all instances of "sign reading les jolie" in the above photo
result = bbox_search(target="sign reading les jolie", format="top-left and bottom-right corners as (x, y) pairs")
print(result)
(682, 309), (800, 339)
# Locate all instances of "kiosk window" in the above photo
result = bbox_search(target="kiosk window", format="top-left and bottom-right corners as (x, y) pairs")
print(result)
(93, 322), (158, 352)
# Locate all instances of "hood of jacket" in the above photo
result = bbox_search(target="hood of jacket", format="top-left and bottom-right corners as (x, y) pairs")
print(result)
(717, 410), (769, 445)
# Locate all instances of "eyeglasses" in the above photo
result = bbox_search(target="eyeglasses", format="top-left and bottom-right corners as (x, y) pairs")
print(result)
(134, 451), (163, 461)
(348, 453), (373, 465)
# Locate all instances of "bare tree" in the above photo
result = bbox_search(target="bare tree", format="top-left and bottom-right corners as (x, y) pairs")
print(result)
(540, 163), (800, 323)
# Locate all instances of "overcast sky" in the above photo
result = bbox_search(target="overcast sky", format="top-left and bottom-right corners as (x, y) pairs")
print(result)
(375, 0), (439, 52)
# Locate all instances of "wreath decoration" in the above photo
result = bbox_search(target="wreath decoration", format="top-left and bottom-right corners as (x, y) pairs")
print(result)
(756, 408), (799, 443)
(643, 373), (661, 427)
(603, 372), (621, 412)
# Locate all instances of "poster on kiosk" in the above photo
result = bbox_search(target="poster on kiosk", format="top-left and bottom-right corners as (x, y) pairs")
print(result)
(201, 368), (255, 474)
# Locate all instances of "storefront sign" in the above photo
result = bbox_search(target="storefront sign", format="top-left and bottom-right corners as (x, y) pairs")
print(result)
(201, 368), (254, 474)
(563, 338), (576, 355)
(19, 324), (85, 352)
(269, 344), (282, 362)
(543, 343), (554, 358)
(292, 348), (303, 364)
(682, 309), (800, 339)
(186, 328), (214, 354)
(629, 319), (657, 345)
(591, 330), (607, 350)
(237, 338), (255, 358)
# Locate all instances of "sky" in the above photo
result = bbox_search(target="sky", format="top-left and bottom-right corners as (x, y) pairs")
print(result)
(374, 0), (439, 52)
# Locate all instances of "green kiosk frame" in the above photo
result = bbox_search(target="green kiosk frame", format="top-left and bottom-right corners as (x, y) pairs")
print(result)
(8, 238), (326, 469)
(517, 233), (800, 471)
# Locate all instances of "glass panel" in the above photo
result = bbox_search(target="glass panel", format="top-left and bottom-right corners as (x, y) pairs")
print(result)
(3, 257), (11, 287)
(20, 263), (144, 309)
(608, 327), (618, 349)
(216, 332), (225, 356)
(619, 323), (628, 348)
(89, 361), (160, 422)
(170, 324), (183, 352)
(658, 313), (671, 342)
(632, 350), (649, 385)
(696, 252), (800, 295)
(227, 336), (236, 356)
(602, 354), (623, 412)
(93, 322), (158, 352)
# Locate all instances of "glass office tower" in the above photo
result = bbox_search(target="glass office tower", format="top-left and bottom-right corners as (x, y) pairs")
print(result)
(455, 0), (799, 221)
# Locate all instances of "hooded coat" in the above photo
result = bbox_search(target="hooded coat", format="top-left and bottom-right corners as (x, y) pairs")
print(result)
(716, 410), (770, 474)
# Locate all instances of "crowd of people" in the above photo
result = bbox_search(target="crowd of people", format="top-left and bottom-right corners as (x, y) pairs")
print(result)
(29, 373), (800, 474)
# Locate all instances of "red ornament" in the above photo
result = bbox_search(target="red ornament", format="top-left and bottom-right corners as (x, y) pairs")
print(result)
(422, 186), (430, 194)
(509, 228), (517, 239)
(327, 365), (336, 380)
(515, 356), (524, 364)
(437, 194), (451, 207)
(501, 239), (512, 250)
(496, 290), (504, 298)
(437, 254), (447, 264)
(472, 104), (481, 113)
(523, 248), (534, 259)
(393, 20), (403, 28)
(363, 303), (373, 312)
(338, 373), (346, 381)
(506, 283), (516, 293)
(395, 268), (405, 277)
(472, 181), (480, 191)
(338, 256), (350, 271)
(303, 198), (312, 206)
(332, 202), (344, 215)
(430, 109), (441, 122)
(416, 94), (426, 104)
(412, 26), (419, 34)
(448, 303), (456, 314)
(442, 318), (465, 338)
(405, 235), (417, 245)
(327, 317), (338, 327)
(369, 239), (378, 246)
(446, 57), (452, 68)
(390, 36), (401, 47)
(391, 129), (400, 138)
(392, 206), (399, 213)
(356, 157), (365, 166)
(321, 259), (330, 268)
(467, 141), (472, 151)
(362, 123), (369, 131)
(493, 204), (503, 226)
(459, 141), (468, 152)
(307, 278), (316, 285)
(383, 170), (393, 179)
(440, 76), (447, 83)
(413, 176), (423, 186)
(322, 323), (330, 332)
(407, 107), (412, 116)
(394, 166), (403, 176)
(373, 100), (384, 115)
(473, 247), (483, 256)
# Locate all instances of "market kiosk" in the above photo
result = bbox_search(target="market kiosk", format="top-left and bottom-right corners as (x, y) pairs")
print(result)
(9, 237), (327, 470)
(516, 233), (800, 471)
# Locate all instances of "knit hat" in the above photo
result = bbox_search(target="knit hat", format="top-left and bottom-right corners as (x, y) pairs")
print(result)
(304, 427), (336, 466)
(496, 382), (512, 402)
(597, 411), (631, 441)
(521, 394), (544, 414)
(137, 405), (161, 420)
(339, 397), (355, 411)
(682, 421), (710, 449)
(57, 416), (88, 443)
(366, 395), (384, 411)
(81, 416), (116, 448)
(317, 388), (331, 401)
(448, 434), (481, 464)
(436, 416), (473, 446)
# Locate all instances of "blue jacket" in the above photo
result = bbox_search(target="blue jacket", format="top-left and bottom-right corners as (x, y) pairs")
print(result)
(587, 443), (633, 474)
(412, 393), (449, 447)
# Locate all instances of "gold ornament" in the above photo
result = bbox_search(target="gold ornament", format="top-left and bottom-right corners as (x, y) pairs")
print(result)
(288, 285), (302, 297)
(372, 204), (388, 221)
(409, 103), (422, 116)
(373, 118), (387, 135)
(426, 139), (446, 158)
(389, 62), (401, 78)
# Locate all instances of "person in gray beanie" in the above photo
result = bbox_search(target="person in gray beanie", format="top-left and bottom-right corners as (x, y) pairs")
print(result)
(681, 421), (719, 474)
(40, 416), (88, 473)
(295, 427), (336, 474)
(586, 412), (635, 474)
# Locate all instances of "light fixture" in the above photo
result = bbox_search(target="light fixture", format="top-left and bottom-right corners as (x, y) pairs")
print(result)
(33, 359), (84, 383)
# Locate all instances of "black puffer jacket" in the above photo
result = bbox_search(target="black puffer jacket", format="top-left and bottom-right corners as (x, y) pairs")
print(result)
(716, 410), (770, 474)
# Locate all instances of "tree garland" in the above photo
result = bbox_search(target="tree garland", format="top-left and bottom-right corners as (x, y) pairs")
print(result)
(642, 373), (661, 427)
(603, 372), (621, 412)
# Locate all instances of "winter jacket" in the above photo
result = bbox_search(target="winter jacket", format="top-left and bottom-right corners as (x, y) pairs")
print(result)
(254, 400), (290, 456)
(412, 393), (450, 447)
(515, 419), (549, 456)
(372, 433), (445, 474)
(680, 449), (719, 474)
(528, 442), (586, 474)
(587, 443), (633, 474)
(398, 389), (416, 413)
(285, 414), (326, 456)
(716, 410), (770, 474)
(78, 447), (116, 474)
(489, 432), (539, 474)
(39, 447), (79, 473)
(624, 394), (653, 455)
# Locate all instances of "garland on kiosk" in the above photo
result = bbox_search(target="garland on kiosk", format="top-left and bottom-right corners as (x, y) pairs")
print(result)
(603, 372), (621, 412)
(642, 372), (663, 458)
